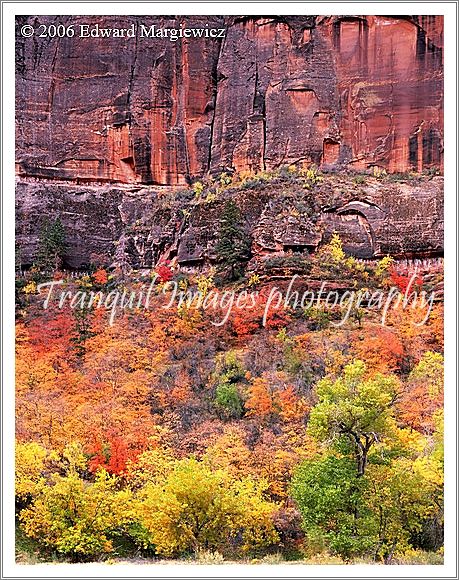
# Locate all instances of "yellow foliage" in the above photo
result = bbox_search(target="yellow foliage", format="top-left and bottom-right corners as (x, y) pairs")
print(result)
(22, 281), (37, 295)
(375, 255), (394, 278)
(328, 233), (345, 263)
(15, 442), (48, 500)
(248, 273), (260, 287)
(125, 446), (177, 488)
(20, 469), (133, 558)
(134, 458), (278, 557)
(202, 426), (252, 477)
(196, 273), (214, 296)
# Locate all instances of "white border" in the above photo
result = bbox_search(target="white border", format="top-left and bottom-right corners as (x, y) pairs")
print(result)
(2, 2), (457, 578)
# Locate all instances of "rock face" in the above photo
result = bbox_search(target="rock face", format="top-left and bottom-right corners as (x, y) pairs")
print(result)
(16, 175), (443, 269)
(16, 15), (443, 185)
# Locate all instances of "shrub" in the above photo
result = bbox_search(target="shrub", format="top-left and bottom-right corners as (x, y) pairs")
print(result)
(375, 255), (394, 280)
(195, 549), (225, 564)
(212, 351), (246, 385)
(92, 268), (108, 286)
(394, 548), (443, 565)
(134, 459), (278, 557)
(303, 306), (331, 330)
(192, 181), (205, 199)
(212, 351), (246, 419)
(300, 166), (324, 189)
(422, 167), (441, 177)
(372, 166), (387, 179)
(239, 171), (276, 190)
(247, 273), (260, 287)
(218, 172), (233, 187)
(390, 267), (423, 293)
(19, 470), (133, 561)
(261, 552), (284, 564)
(214, 382), (244, 419)
(353, 174), (366, 185)
(155, 261), (174, 283)
(263, 254), (312, 276)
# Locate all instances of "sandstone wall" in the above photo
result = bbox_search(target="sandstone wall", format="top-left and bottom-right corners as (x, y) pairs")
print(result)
(16, 15), (443, 185)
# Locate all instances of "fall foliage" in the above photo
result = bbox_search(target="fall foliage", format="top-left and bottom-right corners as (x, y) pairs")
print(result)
(15, 232), (444, 563)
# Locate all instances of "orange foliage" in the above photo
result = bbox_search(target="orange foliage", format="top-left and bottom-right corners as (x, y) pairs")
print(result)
(92, 268), (108, 285)
(245, 374), (308, 424)
(278, 385), (309, 422)
(398, 383), (443, 434)
(170, 371), (193, 405)
(14, 267), (444, 514)
(352, 326), (404, 373)
(397, 352), (444, 433)
(245, 375), (276, 420)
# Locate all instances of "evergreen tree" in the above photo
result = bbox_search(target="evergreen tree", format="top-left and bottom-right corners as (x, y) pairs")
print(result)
(36, 218), (67, 272)
(215, 200), (251, 280)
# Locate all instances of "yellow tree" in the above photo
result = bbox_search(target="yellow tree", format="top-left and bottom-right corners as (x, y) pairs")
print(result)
(134, 458), (278, 557)
(308, 360), (400, 476)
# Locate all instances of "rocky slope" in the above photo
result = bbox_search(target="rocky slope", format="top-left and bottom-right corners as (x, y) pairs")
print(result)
(16, 173), (443, 269)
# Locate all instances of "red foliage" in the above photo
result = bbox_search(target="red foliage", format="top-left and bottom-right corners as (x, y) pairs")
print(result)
(231, 309), (260, 337)
(229, 289), (291, 338)
(25, 307), (77, 362)
(155, 261), (174, 282)
(390, 267), (422, 293)
(87, 434), (139, 475)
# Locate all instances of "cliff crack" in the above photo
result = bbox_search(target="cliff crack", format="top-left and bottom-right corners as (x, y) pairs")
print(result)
(46, 41), (59, 113)
(126, 35), (138, 113)
(207, 31), (225, 173)
(252, 58), (267, 171)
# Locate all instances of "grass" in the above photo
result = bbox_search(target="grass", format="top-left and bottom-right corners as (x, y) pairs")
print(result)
(15, 521), (50, 564)
(15, 514), (443, 566)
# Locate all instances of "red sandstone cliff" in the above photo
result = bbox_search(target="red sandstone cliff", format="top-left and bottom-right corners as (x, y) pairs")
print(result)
(16, 15), (443, 185)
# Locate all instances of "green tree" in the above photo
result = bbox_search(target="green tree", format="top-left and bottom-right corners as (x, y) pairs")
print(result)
(308, 360), (400, 476)
(292, 454), (436, 562)
(36, 218), (67, 272)
(212, 351), (246, 419)
(215, 200), (251, 280)
(366, 460), (435, 563)
(71, 306), (95, 357)
(291, 455), (375, 560)
(214, 383), (244, 419)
